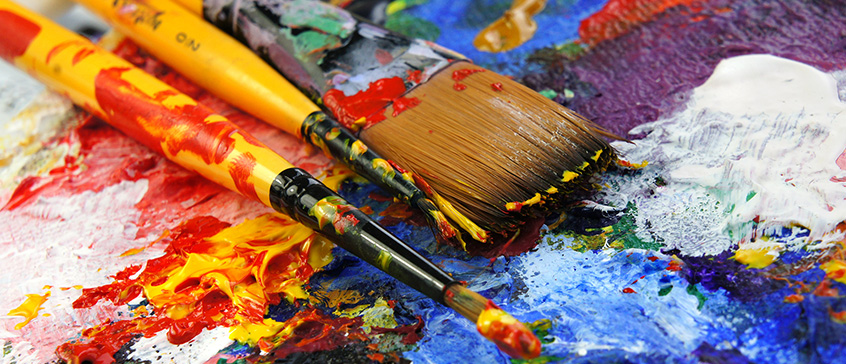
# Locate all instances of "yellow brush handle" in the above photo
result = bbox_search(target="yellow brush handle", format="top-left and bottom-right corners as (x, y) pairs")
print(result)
(0, 0), (294, 207)
(72, 0), (320, 137)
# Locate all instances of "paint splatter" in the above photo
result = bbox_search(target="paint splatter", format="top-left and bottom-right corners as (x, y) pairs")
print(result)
(474, 0), (547, 52)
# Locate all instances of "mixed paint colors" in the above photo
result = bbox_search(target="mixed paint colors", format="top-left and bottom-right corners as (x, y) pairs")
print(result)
(2, 0), (846, 362)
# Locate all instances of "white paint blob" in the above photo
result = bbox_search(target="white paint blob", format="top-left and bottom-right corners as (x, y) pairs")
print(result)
(609, 54), (846, 256)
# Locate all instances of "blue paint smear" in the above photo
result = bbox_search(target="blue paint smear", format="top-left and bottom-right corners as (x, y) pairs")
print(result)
(316, 179), (846, 363)
(402, 0), (611, 76)
(259, 1), (846, 361)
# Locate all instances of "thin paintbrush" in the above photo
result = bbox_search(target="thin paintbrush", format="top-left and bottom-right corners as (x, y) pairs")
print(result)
(0, 1), (540, 358)
(69, 0), (466, 243)
(172, 0), (619, 253)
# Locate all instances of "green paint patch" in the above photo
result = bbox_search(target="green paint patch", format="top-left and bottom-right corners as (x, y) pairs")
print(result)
(538, 89), (558, 99)
(511, 356), (567, 364)
(658, 285), (673, 296)
(527, 319), (555, 344)
(608, 203), (663, 251)
(686, 284), (708, 310)
(746, 190), (757, 201)
(289, 30), (343, 60)
(385, 12), (441, 41)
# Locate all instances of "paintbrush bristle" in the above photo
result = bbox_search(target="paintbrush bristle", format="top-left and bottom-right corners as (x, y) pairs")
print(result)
(444, 283), (488, 322)
(360, 62), (617, 239)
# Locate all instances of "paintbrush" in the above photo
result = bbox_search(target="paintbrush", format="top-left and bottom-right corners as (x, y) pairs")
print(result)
(69, 0), (466, 244)
(171, 0), (619, 252)
(0, 0), (541, 358)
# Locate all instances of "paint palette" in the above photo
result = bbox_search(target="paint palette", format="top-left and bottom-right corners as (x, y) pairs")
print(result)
(2, 0), (846, 362)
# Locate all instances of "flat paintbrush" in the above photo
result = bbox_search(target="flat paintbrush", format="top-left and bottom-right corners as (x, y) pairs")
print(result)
(172, 0), (619, 253)
(69, 0), (465, 243)
(0, 1), (540, 358)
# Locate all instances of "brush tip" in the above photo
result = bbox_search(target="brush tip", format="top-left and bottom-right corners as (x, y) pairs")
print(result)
(444, 284), (542, 359)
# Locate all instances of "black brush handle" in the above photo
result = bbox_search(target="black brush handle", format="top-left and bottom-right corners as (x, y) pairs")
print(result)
(301, 112), (452, 237)
(269, 167), (457, 303)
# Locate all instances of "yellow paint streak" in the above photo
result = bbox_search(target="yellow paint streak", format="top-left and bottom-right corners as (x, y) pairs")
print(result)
(372, 158), (396, 179)
(350, 140), (368, 158)
(431, 192), (489, 243)
(8, 291), (51, 330)
(230, 317), (288, 345)
(561, 171), (580, 182)
(546, 186), (558, 194)
(376, 250), (392, 271)
(334, 298), (398, 331)
(473, 0), (547, 52)
(506, 192), (542, 211)
(820, 259), (846, 284)
(733, 248), (778, 269)
(591, 149), (603, 161)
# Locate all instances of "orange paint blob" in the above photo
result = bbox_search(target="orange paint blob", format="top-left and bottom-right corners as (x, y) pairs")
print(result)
(473, 0), (547, 52)
(476, 300), (542, 359)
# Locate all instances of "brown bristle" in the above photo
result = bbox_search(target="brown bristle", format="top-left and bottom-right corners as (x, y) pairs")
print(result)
(444, 283), (487, 322)
(360, 62), (617, 234)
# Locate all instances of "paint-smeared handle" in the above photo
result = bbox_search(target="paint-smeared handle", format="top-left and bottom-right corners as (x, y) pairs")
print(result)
(0, 0), (291, 207)
(270, 168), (458, 303)
(174, 0), (463, 100)
(0, 0), (459, 304)
(302, 112), (458, 240)
(73, 0), (318, 137)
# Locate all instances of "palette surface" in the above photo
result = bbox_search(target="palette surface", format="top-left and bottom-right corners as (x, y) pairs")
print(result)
(1, 0), (846, 363)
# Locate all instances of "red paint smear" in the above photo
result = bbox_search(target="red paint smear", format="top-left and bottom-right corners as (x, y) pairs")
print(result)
(836, 150), (846, 170)
(783, 294), (804, 303)
(578, 0), (706, 46)
(0, 10), (41, 62)
(229, 152), (260, 202)
(829, 308), (846, 324)
(266, 308), (368, 359)
(647, 256), (660, 262)
(622, 287), (637, 293)
(374, 48), (393, 65)
(666, 260), (683, 271)
(453, 82), (467, 91)
(370, 316), (425, 345)
(406, 69), (424, 84)
(462, 217), (544, 258)
(491, 82), (504, 92)
(323, 77), (419, 129)
(332, 207), (360, 234)
(391, 95), (421, 117)
(72, 48), (96, 65)
(452, 68), (485, 81)
(813, 279), (839, 297)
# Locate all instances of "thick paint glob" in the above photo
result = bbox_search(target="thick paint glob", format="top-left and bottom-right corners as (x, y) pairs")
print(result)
(474, 0), (547, 52)
(323, 76), (419, 130)
(57, 214), (332, 362)
(7, 292), (50, 330)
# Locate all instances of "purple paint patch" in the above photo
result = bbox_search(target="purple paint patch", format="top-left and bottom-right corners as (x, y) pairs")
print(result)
(520, 0), (846, 137)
